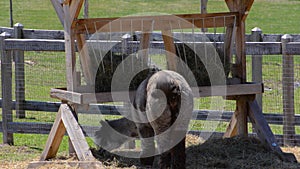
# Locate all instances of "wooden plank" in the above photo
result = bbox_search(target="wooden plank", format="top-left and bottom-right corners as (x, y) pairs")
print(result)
(2, 109), (300, 134)
(138, 32), (151, 66)
(4, 39), (65, 51)
(28, 161), (103, 169)
(223, 109), (238, 138)
(40, 107), (66, 160)
(74, 12), (239, 34)
(50, 0), (64, 26)
(0, 27), (65, 39)
(50, 83), (263, 103)
(248, 100), (297, 162)
(242, 0), (255, 21)
(22, 29), (65, 39)
(63, 4), (77, 91)
(223, 21), (235, 78)
(3, 121), (300, 146)
(250, 27), (263, 109)
(2, 26), (300, 42)
(2, 39), (297, 55)
(223, 95), (251, 137)
(225, 0), (247, 83)
(69, 0), (84, 27)
(50, 88), (83, 104)
(1, 33), (14, 145)
(14, 24), (26, 119)
(5, 122), (53, 134)
(60, 104), (95, 161)
(194, 83), (263, 97)
(246, 42), (282, 55)
(286, 42), (300, 55)
(76, 33), (97, 85)
(235, 96), (249, 136)
(282, 35), (295, 146)
(88, 90), (137, 104)
(162, 30), (177, 71)
(0, 100), (61, 112)
(225, 5), (252, 138)
(200, 0), (208, 32)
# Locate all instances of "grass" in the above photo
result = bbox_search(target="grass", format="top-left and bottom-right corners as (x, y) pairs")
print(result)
(0, 0), (299, 33)
(0, 0), (300, 166)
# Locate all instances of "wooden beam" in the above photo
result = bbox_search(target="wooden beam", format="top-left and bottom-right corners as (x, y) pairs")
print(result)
(138, 32), (151, 67)
(248, 100), (297, 162)
(40, 104), (95, 161)
(40, 107), (66, 160)
(162, 30), (177, 71)
(50, 0), (64, 26)
(1, 33), (14, 145)
(224, 95), (251, 137)
(223, 109), (238, 138)
(63, 4), (77, 91)
(225, 1), (247, 83)
(74, 12), (239, 34)
(60, 104), (94, 161)
(28, 161), (102, 169)
(242, 0), (254, 21)
(50, 83), (263, 104)
(69, 0), (84, 27)
(76, 33), (97, 86)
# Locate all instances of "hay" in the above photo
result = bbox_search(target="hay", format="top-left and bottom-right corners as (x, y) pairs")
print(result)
(185, 136), (300, 169)
(94, 41), (230, 92)
(175, 43), (230, 87)
(1, 136), (300, 169)
(94, 50), (154, 92)
(91, 135), (300, 169)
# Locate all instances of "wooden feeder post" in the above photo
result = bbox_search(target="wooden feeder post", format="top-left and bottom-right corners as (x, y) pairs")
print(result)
(223, 0), (296, 162)
(29, 0), (102, 168)
(224, 0), (254, 137)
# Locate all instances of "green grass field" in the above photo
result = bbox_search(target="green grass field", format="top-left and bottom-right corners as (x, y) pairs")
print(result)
(0, 0), (300, 165)
(0, 0), (300, 33)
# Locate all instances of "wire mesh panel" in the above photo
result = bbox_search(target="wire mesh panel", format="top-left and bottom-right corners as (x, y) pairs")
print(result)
(74, 14), (237, 91)
(62, 13), (245, 162)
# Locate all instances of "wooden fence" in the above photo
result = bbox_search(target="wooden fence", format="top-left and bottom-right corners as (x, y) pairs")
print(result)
(1, 24), (300, 145)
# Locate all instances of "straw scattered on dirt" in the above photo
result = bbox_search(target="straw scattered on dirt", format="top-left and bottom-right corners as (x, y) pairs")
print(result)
(1, 134), (300, 169)
(91, 134), (300, 169)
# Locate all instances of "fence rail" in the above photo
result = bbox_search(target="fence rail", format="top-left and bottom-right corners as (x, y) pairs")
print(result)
(1, 24), (300, 145)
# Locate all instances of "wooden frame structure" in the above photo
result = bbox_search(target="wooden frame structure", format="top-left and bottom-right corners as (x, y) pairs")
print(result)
(30, 0), (296, 167)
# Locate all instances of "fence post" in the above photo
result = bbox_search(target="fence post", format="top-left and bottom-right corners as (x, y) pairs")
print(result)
(13, 23), (26, 119)
(250, 27), (263, 109)
(281, 34), (295, 146)
(0, 32), (14, 145)
(200, 0), (208, 32)
(84, 0), (89, 18)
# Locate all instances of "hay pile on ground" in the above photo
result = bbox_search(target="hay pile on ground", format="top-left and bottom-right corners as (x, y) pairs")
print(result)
(92, 135), (300, 169)
(186, 136), (299, 169)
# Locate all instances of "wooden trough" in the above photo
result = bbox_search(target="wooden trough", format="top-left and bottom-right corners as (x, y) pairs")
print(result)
(29, 0), (297, 168)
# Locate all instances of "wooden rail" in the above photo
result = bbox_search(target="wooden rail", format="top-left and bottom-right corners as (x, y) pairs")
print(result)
(2, 38), (300, 55)
(1, 99), (300, 125)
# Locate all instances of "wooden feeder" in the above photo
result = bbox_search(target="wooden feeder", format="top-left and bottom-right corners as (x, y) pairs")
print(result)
(29, 0), (296, 167)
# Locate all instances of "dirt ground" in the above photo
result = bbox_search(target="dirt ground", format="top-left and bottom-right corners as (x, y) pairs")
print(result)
(1, 135), (300, 169)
